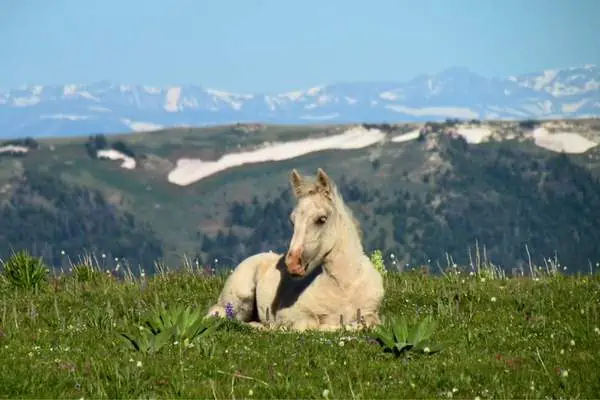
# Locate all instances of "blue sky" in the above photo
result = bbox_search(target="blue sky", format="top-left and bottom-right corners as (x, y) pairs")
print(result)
(1, 0), (599, 93)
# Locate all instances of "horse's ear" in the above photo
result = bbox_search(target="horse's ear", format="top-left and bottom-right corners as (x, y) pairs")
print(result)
(290, 169), (304, 197)
(315, 168), (332, 197)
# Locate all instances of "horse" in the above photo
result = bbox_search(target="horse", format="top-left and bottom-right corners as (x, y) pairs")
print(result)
(205, 168), (385, 332)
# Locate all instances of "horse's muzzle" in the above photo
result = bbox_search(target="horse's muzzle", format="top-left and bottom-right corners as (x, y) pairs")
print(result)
(285, 248), (305, 276)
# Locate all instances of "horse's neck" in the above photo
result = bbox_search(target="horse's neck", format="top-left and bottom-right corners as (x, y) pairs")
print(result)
(322, 214), (365, 288)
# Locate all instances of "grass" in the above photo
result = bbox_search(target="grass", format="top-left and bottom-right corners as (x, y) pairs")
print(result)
(0, 252), (599, 399)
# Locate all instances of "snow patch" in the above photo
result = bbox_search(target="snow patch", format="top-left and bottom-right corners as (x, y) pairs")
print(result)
(79, 91), (100, 102)
(205, 88), (247, 110)
(63, 84), (78, 96)
(167, 126), (386, 186)
(121, 119), (163, 132)
(391, 129), (420, 143)
(531, 127), (598, 154)
(0, 145), (29, 154)
(97, 149), (136, 169)
(280, 90), (305, 101)
(533, 70), (558, 90)
(386, 105), (479, 119)
(164, 87), (182, 112)
(456, 127), (493, 144)
(13, 97), (40, 107)
(380, 91), (398, 101)
(143, 86), (162, 94)
(306, 86), (324, 96)
(88, 106), (112, 113)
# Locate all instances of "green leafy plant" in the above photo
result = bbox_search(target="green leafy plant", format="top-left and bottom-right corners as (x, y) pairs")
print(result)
(370, 249), (387, 276)
(372, 315), (443, 358)
(1, 250), (49, 291)
(121, 300), (223, 354)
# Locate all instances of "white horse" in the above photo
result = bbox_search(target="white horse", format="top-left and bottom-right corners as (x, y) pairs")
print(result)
(205, 168), (384, 331)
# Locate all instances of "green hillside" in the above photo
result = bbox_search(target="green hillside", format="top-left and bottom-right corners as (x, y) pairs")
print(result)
(1, 119), (600, 273)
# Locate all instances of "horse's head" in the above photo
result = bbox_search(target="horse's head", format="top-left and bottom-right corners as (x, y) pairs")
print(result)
(284, 168), (341, 278)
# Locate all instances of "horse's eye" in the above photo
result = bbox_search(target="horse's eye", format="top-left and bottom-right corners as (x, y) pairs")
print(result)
(315, 215), (328, 225)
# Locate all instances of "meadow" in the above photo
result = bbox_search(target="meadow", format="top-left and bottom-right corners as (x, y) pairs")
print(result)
(0, 250), (599, 399)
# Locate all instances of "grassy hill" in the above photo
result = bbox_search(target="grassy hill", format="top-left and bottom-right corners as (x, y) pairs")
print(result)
(2, 119), (600, 273)
(0, 255), (598, 398)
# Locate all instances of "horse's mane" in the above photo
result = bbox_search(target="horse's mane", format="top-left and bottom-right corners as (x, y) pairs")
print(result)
(331, 184), (364, 240)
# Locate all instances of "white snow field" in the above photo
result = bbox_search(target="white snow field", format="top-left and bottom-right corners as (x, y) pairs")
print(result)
(531, 127), (598, 154)
(391, 129), (421, 143)
(97, 149), (136, 169)
(455, 127), (494, 144)
(167, 126), (386, 186)
(0, 145), (29, 154)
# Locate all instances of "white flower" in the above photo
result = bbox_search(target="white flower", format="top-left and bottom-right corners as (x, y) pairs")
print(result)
(424, 346), (431, 353)
(136, 360), (142, 368)
(569, 340), (575, 346)
(322, 389), (330, 398)
(490, 297), (497, 302)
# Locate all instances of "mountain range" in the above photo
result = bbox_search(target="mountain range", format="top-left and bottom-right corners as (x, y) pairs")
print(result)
(1, 64), (599, 139)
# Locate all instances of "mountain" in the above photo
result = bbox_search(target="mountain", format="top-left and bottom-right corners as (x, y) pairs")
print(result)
(1, 118), (600, 274)
(1, 65), (599, 139)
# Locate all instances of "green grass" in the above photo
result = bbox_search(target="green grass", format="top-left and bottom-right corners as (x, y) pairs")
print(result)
(1, 254), (599, 399)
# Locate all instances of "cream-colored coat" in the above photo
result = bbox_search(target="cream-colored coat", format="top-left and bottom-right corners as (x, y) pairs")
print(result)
(205, 168), (385, 332)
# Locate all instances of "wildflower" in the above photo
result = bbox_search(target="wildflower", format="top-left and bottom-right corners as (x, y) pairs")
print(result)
(225, 302), (235, 319)
(594, 327), (600, 335)
(136, 361), (142, 368)
(452, 387), (458, 393)
(490, 297), (497, 302)
(248, 389), (253, 396)
(424, 346), (431, 353)
(338, 340), (345, 347)
(561, 369), (568, 378)
(570, 340), (575, 346)
(322, 389), (330, 398)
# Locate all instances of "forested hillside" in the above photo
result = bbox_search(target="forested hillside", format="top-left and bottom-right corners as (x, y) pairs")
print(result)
(0, 168), (163, 269)
(1, 120), (600, 274)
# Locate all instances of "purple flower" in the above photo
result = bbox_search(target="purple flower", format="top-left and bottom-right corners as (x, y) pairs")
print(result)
(225, 302), (235, 319)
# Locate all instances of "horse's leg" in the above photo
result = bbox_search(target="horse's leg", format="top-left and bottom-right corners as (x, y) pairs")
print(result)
(205, 254), (267, 322)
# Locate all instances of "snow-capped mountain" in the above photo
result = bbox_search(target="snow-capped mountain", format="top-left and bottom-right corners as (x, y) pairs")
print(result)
(1, 65), (599, 139)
